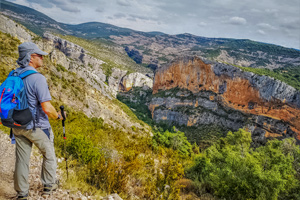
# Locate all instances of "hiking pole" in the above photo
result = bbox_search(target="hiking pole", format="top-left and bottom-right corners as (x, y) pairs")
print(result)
(60, 105), (68, 179)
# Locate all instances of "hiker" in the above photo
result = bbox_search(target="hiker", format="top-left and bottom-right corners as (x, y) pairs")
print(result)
(12, 42), (63, 200)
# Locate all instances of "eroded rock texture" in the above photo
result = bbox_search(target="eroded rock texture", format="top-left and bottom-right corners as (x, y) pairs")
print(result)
(150, 57), (300, 143)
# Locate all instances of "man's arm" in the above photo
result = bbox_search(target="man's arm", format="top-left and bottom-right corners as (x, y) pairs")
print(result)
(41, 101), (61, 120)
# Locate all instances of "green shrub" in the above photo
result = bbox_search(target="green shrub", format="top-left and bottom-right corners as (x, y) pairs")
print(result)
(153, 129), (193, 157)
(186, 129), (300, 199)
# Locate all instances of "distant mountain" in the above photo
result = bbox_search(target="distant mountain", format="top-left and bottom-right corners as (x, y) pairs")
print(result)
(1, 0), (299, 70)
(0, 0), (160, 38)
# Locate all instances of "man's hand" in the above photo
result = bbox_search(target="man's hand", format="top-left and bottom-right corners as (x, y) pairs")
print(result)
(41, 101), (65, 120)
(58, 110), (67, 120)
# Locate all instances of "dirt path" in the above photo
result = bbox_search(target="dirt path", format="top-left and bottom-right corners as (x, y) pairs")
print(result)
(0, 131), (102, 200)
(0, 132), (17, 200)
(0, 131), (122, 200)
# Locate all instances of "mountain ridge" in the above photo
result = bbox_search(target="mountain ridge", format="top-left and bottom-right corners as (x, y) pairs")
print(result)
(1, 0), (299, 71)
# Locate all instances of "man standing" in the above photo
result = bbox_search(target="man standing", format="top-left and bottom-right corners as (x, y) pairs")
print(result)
(12, 42), (63, 200)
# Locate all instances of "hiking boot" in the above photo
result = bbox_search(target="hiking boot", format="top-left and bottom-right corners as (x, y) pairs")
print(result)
(17, 194), (28, 200)
(42, 183), (58, 196)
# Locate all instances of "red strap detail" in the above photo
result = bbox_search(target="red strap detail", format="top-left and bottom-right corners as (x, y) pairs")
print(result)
(63, 137), (67, 140)
(12, 94), (16, 103)
(13, 123), (21, 127)
(0, 88), (6, 113)
(0, 122), (2, 125)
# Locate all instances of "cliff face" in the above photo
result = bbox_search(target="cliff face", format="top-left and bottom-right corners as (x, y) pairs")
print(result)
(150, 57), (300, 142)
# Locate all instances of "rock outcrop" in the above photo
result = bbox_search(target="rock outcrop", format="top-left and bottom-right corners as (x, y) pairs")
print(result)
(150, 57), (300, 143)
(43, 32), (153, 98)
(0, 14), (32, 42)
(120, 72), (153, 92)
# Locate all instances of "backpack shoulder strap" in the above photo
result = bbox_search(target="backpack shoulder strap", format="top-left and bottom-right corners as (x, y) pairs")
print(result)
(19, 70), (38, 79)
(8, 70), (15, 77)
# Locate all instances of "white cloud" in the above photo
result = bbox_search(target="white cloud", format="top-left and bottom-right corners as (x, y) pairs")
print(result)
(257, 30), (266, 35)
(198, 22), (207, 27)
(228, 17), (247, 25)
(257, 23), (276, 30)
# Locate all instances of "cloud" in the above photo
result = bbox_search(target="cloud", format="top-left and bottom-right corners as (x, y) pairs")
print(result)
(117, 0), (130, 7)
(280, 19), (300, 30)
(129, 14), (158, 21)
(59, 5), (80, 13)
(265, 9), (278, 14)
(257, 30), (266, 35)
(69, 0), (83, 3)
(257, 23), (276, 30)
(25, 0), (80, 13)
(228, 17), (247, 25)
(198, 22), (207, 27)
(95, 7), (104, 13)
(114, 13), (126, 19)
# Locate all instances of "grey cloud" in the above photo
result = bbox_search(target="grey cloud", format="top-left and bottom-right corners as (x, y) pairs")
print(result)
(69, 0), (83, 3)
(59, 5), (80, 13)
(95, 7), (104, 13)
(280, 20), (300, 30)
(114, 13), (126, 19)
(27, 0), (80, 13)
(129, 14), (158, 21)
(117, 0), (130, 7)
(25, 0), (53, 8)
(127, 17), (137, 22)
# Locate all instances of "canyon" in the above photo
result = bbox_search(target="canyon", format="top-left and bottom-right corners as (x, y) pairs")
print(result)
(149, 57), (300, 143)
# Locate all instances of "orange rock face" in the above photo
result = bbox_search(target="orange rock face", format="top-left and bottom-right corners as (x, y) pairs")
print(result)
(152, 57), (300, 139)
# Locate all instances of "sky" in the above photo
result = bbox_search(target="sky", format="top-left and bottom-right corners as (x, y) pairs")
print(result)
(5, 0), (300, 49)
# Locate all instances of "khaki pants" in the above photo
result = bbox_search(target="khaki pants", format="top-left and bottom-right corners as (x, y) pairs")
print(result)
(13, 127), (57, 196)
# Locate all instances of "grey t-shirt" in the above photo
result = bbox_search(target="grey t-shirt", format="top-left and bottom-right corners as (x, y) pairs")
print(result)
(15, 66), (51, 129)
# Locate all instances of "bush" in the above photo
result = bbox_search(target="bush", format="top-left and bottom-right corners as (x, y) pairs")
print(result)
(186, 129), (300, 199)
(153, 129), (193, 157)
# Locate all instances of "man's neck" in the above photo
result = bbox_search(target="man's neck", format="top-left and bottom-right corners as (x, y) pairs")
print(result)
(29, 63), (38, 69)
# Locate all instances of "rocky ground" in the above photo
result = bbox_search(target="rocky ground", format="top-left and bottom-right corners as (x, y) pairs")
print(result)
(0, 131), (122, 200)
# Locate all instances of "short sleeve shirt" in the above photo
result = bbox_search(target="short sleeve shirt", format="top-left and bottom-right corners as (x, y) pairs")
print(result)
(16, 66), (51, 129)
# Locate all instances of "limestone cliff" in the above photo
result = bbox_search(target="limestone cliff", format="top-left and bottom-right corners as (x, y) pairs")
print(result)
(150, 57), (300, 143)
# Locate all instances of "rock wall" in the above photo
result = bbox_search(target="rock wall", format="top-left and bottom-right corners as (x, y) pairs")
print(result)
(0, 14), (32, 42)
(151, 57), (300, 142)
(43, 32), (153, 97)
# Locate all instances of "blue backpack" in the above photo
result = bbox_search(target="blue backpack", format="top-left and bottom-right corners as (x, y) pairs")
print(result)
(0, 70), (37, 129)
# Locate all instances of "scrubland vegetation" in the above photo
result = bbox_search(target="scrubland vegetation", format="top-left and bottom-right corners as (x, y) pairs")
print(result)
(1, 31), (300, 199)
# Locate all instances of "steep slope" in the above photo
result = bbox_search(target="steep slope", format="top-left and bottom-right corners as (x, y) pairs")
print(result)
(0, 15), (191, 200)
(0, 13), (153, 136)
(150, 57), (300, 144)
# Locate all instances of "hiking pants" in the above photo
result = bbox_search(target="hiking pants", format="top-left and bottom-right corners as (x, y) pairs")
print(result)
(12, 127), (57, 196)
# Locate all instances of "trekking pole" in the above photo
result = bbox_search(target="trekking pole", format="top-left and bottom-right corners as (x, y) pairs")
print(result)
(60, 105), (68, 179)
